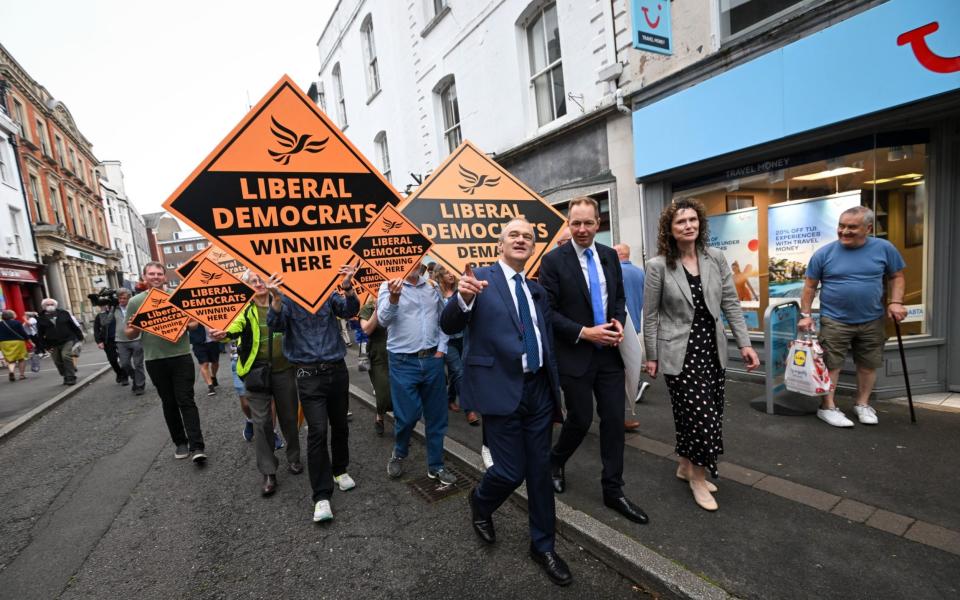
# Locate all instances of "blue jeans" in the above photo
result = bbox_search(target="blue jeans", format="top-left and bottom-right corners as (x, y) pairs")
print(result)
(388, 352), (448, 471)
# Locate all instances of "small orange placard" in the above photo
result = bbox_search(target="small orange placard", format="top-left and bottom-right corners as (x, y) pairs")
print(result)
(129, 288), (190, 343)
(162, 75), (402, 313)
(400, 140), (566, 276)
(351, 204), (431, 282)
(169, 258), (254, 330)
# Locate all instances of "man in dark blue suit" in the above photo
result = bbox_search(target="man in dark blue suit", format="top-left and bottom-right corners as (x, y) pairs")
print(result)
(441, 218), (571, 587)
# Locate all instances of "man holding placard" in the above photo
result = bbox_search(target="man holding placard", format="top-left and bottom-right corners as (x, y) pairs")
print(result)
(125, 262), (207, 464)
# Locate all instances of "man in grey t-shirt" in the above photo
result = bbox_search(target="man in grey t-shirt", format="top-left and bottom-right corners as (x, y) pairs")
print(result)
(114, 288), (146, 395)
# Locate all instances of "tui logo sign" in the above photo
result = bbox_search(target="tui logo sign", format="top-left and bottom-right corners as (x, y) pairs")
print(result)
(897, 22), (960, 74)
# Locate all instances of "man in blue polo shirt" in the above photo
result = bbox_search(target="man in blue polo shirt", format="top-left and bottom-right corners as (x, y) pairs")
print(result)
(798, 206), (907, 428)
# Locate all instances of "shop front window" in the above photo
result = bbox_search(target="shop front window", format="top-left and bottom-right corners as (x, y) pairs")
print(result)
(672, 131), (928, 337)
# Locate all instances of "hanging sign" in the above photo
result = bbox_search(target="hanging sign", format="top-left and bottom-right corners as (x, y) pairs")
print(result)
(162, 75), (402, 313)
(631, 0), (672, 55)
(168, 257), (254, 330)
(129, 288), (190, 343)
(400, 140), (565, 276)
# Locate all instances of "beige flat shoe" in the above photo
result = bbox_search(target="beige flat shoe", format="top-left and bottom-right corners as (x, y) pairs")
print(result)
(676, 467), (718, 493)
(689, 481), (718, 511)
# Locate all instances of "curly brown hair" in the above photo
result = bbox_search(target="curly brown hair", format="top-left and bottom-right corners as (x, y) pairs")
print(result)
(656, 198), (710, 270)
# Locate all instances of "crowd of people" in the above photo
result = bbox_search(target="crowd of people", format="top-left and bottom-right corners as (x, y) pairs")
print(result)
(1, 197), (907, 588)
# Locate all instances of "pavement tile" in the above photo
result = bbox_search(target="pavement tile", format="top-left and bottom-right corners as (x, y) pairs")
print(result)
(831, 498), (876, 523)
(625, 435), (674, 457)
(941, 398), (960, 409)
(753, 475), (842, 512)
(865, 509), (916, 536)
(903, 521), (960, 557)
(717, 461), (765, 486)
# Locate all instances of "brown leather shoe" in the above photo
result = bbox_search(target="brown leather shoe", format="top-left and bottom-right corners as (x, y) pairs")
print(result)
(624, 420), (641, 431)
(466, 411), (480, 426)
(262, 474), (277, 496)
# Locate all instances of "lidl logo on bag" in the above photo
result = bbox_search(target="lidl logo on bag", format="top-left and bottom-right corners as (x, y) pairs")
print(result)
(793, 350), (807, 366)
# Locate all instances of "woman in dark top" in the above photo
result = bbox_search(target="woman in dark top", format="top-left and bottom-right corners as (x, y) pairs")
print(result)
(0, 310), (29, 381)
(643, 199), (759, 511)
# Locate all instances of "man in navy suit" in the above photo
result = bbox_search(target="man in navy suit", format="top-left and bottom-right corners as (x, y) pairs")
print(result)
(441, 218), (571, 587)
(539, 196), (649, 525)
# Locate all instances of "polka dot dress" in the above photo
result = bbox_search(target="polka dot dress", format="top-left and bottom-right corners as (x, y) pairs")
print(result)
(664, 267), (725, 479)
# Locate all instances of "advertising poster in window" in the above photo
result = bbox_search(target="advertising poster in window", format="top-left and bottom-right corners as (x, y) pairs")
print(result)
(707, 207), (760, 329)
(767, 191), (860, 300)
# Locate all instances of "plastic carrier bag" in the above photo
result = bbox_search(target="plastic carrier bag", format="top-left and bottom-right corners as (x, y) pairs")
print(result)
(784, 334), (832, 396)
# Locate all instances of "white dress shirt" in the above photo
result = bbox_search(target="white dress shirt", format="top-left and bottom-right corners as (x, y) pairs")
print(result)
(459, 260), (544, 372)
(572, 241), (608, 313)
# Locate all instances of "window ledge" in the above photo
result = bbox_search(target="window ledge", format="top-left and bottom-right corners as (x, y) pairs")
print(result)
(366, 88), (382, 105)
(420, 5), (451, 38)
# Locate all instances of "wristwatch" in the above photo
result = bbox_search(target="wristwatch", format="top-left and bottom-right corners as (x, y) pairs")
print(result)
(800, 312), (812, 318)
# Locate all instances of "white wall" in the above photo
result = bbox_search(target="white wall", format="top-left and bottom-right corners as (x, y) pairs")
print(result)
(0, 112), (36, 263)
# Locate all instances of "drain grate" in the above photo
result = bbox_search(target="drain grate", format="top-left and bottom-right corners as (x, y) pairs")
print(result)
(406, 464), (477, 504)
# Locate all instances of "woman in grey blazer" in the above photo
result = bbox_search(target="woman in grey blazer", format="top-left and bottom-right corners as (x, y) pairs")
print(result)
(643, 199), (760, 511)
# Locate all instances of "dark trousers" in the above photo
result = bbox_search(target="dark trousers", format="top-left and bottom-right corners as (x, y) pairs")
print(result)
(366, 342), (392, 415)
(103, 340), (123, 380)
(475, 370), (555, 552)
(551, 346), (626, 498)
(49, 341), (77, 383)
(295, 360), (350, 502)
(145, 354), (204, 450)
(445, 337), (463, 404)
(247, 367), (301, 475)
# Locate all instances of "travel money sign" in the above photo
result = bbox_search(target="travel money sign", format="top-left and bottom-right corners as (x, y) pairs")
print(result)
(129, 288), (191, 343)
(400, 140), (566, 276)
(169, 257), (254, 330)
(163, 75), (402, 312)
(351, 204), (431, 282)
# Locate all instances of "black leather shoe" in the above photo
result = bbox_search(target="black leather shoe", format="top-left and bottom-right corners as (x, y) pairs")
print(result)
(529, 547), (572, 586)
(262, 474), (277, 496)
(603, 495), (649, 524)
(468, 488), (495, 544)
(551, 464), (565, 494)
(288, 462), (304, 475)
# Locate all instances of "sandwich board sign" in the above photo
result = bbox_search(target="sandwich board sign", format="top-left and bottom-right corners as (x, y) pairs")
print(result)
(169, 257), (254, 330)
(162, 75), (402, 312)
(351, 204), (432, 282)
(129, 288), (191, 343)
(400, 140), (566, 276)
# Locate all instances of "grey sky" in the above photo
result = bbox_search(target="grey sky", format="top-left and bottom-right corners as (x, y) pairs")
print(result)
(0, 0), (336, 215)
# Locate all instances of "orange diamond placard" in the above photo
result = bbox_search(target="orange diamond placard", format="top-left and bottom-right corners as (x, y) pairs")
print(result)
(355, 264), (387, 297)
(169, 258), (254, 330)
(400, 140), (566, 276)
(162, 75), (402, 313)
(129, 288), (191, 343)
(351, 204), (432, 282)
(176, 245), (249, 280)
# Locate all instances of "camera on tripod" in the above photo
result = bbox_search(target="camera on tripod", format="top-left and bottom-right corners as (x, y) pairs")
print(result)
(88, 287), (119, 307)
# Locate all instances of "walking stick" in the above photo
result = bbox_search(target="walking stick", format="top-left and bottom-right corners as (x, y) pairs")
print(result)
(893, 320), (916, 424)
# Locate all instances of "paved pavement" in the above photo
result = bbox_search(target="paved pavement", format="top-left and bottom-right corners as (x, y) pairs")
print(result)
(0, 341), (113, 429)
(344, 352), (960, 600)
(0, 360), (648, 599)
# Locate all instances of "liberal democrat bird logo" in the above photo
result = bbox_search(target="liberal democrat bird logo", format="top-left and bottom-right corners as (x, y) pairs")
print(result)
(199, 269), (223, 285)
(149, 297), (164, 308)
(458, 165), (501, 195)
(268, 117), (329, 165)
(380, 218), (404, 234)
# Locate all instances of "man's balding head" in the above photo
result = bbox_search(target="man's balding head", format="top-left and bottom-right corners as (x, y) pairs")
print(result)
(614, 243), (630, 261)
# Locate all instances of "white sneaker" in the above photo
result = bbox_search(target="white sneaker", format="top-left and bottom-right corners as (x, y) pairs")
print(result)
(313, 500), (333, 522)
(817, 407), (854, 428)
(480, 445), (494, 471)
(334, 473), (356, 491)
(635, 381), (651, 404)
(853, 404), (879, 425)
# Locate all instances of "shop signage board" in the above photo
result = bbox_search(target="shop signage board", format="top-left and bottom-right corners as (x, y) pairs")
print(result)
(129, 288), (191, 343)
(767, 191), (859, 300)
(400, 140), (566, 276)
(162, 75), (402, 313)
(631, 0), (672, 54)
(708, 207), (761, 329)
(168, 257), (254, 330)
(351, 204), (432, 282)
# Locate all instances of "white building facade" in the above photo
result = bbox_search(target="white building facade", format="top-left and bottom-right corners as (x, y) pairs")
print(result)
(314, 0), (644, 251)
(99, 160), (147, 287)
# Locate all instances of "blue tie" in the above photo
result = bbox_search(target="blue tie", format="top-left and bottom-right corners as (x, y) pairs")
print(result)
(584, 248), (605, 326)
(513, 274), (540, 372)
